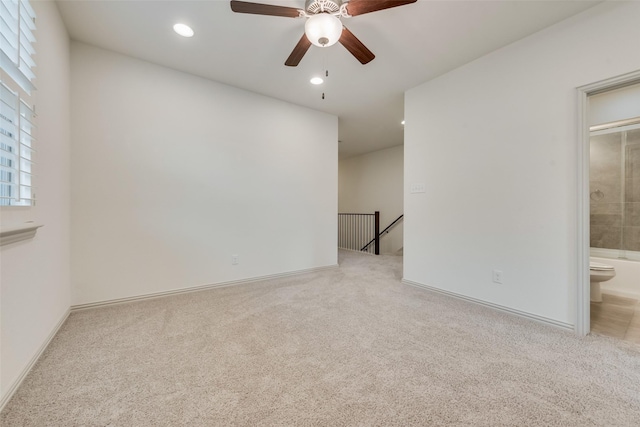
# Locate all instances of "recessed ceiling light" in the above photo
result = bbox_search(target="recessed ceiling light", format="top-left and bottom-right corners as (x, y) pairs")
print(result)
(310, 77), (324, 85)
(401, 120), (405, 125)
(173, 23), (194, 38)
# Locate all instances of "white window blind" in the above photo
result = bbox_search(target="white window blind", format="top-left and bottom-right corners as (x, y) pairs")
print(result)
(0, 82), (34, 206)
(0, 0), (35, 207)
(0, 0), (36, 94)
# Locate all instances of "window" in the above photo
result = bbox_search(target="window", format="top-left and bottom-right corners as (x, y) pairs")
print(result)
(0, 0), (36, 207)
(1, 83), (35, 205)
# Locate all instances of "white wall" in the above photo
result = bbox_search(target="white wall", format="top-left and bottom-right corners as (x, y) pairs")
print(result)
(590, 82), (640, 126)
(404, 2), (640, 326)
(339, 145), (404, 254)
(70, 43), (337, 306)
(0, 1), (70, 403)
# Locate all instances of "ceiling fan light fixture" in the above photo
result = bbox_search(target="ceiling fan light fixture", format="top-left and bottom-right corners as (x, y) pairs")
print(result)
(304, 13), (342, 47)
(173, 23), (194, 38)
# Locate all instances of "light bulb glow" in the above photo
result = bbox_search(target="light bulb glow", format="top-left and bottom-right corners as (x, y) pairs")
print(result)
(310, 77), (324, 85)
(401, 120), (405, 125)
(173, 23), (194, 37)
(304, 14), (342, 48)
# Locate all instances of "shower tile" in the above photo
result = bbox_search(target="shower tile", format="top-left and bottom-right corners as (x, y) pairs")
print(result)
(591, 134), (622, 203)
(628, 128), (640, 143)
(626, 143), (640, 202)
(590, 203), (622, 215)
(625, 177), (640, 203)
(625, 203), (640, 226)
(590, 181), (622, 204)
(590, 225), (622, 249)
(623, 226), (640, 251)
(590, 213), (622, 227)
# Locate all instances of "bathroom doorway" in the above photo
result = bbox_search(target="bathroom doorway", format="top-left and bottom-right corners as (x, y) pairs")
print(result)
(577, 73), (640, 339)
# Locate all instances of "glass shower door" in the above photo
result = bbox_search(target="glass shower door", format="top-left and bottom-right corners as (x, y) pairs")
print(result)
(590, 124), (640, 260)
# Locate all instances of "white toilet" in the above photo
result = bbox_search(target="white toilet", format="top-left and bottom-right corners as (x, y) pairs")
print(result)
(589, 262), (616, 302)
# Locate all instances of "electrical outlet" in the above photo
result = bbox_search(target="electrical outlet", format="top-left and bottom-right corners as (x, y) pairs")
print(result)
(492, 269), (503, 284)
(232, 255), (239, 265)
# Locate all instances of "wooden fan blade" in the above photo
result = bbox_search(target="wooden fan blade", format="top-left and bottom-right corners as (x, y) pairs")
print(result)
(345, 0), (417, 17)
(339, 27), (375, 65)
(230, 1), (301, 18)
(285, 33), (312, 66)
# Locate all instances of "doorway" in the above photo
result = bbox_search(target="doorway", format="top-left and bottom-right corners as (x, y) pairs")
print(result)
(577, 71), (640, 337)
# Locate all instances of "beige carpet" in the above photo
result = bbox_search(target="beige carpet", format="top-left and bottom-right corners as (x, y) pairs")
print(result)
(2, 250), (640, 426)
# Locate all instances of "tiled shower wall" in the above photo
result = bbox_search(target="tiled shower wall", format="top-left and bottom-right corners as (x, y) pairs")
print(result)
(590, 128), (640, 251)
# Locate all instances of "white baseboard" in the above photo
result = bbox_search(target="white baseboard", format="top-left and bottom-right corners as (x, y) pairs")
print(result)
(338, 248), (375, 256)
(71, 264), (339, 311)
(402, 279), (574, 332)
(0, 308), (71, 413)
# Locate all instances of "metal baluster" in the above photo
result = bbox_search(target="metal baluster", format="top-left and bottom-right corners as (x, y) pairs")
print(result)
(359, 214), (362, 252)
(351, 215), (354, 250)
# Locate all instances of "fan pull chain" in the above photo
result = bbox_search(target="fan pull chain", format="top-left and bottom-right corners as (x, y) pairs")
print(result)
(321, 53), (328, 100)
(322, 70), (327, 100)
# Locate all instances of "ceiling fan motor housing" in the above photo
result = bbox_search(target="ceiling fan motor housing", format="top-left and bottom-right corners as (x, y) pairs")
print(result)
(305, 0), (342, 14)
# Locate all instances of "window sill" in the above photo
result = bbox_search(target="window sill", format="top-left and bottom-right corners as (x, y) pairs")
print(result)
(0, 222), (43, 246)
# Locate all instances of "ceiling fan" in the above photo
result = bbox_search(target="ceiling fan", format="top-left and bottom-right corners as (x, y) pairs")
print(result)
(230, 0), (417, 66)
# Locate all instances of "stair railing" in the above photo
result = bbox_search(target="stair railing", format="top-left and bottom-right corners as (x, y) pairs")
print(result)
(360, 214), (404, 253)
(338, 211), (380, 255)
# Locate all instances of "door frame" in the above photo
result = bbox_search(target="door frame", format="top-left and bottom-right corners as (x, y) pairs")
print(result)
(575, 70), (640, 336)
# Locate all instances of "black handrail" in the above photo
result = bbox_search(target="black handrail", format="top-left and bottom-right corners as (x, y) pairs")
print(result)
(361, 214), (404, 252)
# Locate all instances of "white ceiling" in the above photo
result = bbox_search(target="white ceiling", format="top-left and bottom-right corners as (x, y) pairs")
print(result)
(56, 0), (599, 158)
